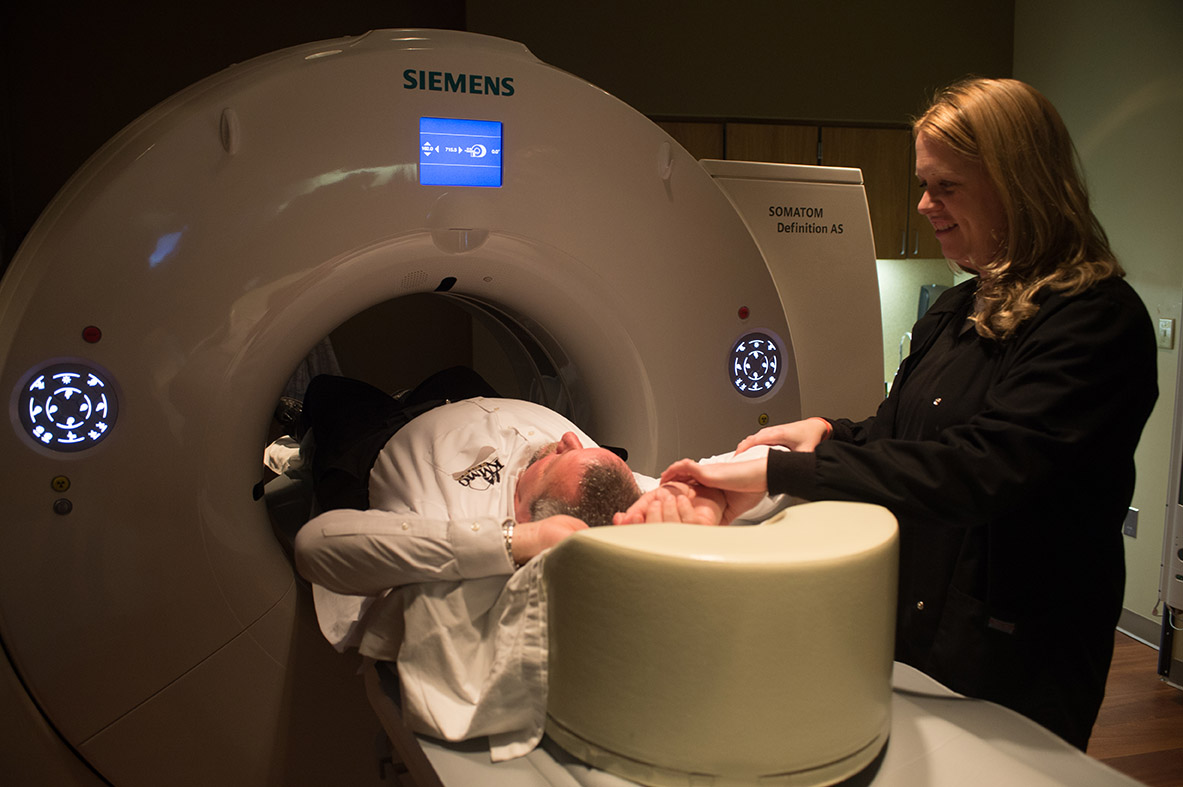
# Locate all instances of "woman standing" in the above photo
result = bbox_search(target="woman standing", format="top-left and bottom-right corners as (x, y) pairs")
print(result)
(657, 78), (1158, 749)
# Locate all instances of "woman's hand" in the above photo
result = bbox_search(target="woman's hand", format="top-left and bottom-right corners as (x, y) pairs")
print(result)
(736, 418), (829, 454)
(659, 458), (768, 526)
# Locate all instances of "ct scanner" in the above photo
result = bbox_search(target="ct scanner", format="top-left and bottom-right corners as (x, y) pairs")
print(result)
(0, 28), (1142, 787)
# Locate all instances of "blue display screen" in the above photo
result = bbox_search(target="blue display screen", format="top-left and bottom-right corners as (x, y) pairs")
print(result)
(419, 117), (503, 187)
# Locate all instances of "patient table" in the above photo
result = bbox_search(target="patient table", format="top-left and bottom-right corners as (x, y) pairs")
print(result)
(368, 661), (1142, 787)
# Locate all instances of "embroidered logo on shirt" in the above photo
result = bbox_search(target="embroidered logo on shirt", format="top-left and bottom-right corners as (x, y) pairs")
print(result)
(452, 446), (505, 491)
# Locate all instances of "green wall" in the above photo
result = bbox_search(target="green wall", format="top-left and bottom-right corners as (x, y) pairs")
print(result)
(1015, 0), (1183, 638)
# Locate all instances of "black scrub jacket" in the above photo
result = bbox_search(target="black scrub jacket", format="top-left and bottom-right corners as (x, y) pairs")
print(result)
(768, 275), (1158, 750)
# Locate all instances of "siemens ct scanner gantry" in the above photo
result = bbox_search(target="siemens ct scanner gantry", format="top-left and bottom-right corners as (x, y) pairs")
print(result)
(0, 29), (1138, 787)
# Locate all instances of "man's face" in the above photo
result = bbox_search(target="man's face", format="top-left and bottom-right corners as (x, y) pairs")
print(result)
(513, 431), (628, 521)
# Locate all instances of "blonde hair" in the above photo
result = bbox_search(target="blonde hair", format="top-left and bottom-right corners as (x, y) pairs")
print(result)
(914, 77), (1122, 340)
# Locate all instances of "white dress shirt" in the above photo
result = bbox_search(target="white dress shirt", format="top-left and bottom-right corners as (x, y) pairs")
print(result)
(294, 397), (655, 760)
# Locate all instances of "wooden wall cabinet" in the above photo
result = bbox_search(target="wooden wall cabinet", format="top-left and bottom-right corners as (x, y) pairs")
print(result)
(723, 122), (817, 165)
(819, 127), (942, 259)
(657, 121), (944, 260)
(655, 121), (725, 162)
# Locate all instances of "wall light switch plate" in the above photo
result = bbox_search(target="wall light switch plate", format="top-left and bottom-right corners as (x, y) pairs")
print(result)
(1159, 318), (1176, 350)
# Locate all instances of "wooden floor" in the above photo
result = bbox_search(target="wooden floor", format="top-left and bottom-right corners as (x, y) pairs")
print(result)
(1087, 632), (1183, 786)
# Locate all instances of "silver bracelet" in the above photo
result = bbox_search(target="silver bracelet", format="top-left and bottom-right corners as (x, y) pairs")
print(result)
(501, 518), (521, 569)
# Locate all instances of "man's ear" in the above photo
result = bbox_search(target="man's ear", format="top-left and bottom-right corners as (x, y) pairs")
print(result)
(557, 432), (583, 452)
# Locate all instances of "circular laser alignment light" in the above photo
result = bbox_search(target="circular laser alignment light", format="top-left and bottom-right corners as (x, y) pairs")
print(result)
(729, 331), (783, 398)
(18, 362), (119, 452)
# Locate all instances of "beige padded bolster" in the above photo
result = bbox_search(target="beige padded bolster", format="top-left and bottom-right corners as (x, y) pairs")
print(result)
(543, 501), (898, 786)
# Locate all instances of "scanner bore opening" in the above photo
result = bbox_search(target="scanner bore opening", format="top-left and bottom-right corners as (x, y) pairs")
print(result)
(263, 290), (586, 557)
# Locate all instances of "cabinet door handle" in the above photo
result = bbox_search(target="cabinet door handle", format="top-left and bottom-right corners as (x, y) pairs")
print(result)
(900, 230), (907, 257)
(913, 230), (920, 256)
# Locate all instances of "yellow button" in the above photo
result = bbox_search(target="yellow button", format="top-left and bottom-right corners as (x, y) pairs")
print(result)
(51, 476), (70, 493)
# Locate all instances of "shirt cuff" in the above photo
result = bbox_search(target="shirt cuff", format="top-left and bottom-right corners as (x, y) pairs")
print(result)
(450, 515), (516, 577)
(765, 448), (818, 500)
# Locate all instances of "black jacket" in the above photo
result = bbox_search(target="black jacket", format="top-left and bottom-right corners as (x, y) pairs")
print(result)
(767, 275), (1158, 748)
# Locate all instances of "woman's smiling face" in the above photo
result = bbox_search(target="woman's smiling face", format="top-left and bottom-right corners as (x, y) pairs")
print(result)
(915, 130), (1008, 274)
